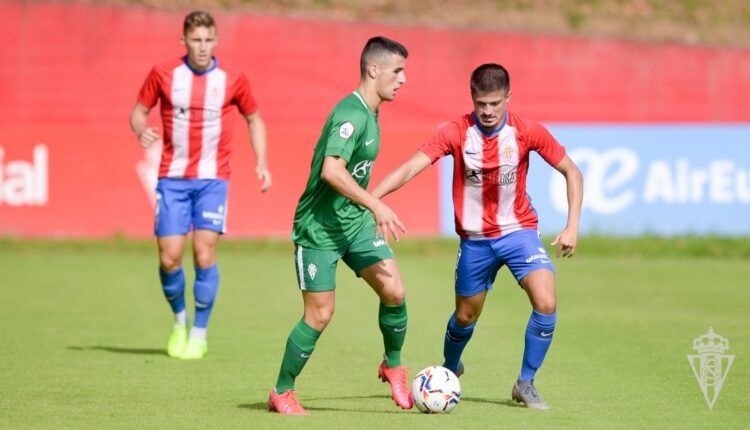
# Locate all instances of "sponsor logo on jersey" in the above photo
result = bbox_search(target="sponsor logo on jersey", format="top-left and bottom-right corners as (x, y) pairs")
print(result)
(373, 239), (386, 247)
(174, 106), (220, 121)
(465, 168), (516, 186)
(351, 160), (374, 179)
(339, 122), (354, 139)
(365, 139), (375, 146)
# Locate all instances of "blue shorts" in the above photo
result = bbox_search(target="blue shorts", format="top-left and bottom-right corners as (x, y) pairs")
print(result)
(154, 178), (229, 237)
(455, 229), (555, 297)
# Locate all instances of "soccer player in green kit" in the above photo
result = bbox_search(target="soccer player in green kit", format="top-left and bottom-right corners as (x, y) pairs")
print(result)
(268, 37), (412, 415)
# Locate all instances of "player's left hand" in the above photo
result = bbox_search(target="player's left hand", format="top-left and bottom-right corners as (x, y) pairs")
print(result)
(256, 165), (272, 192)
(551, 228), (578, 258)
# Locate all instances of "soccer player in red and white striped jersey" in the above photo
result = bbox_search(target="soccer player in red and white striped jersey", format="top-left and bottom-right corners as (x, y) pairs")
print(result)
(129, 11), (271, 360)
(372, 64), (583, 409)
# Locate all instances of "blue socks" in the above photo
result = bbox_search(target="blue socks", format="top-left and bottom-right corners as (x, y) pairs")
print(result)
(442, 312), (476, 374)
(193, 264), (219, 329)
(159, 267), (186, 314)
(441, 308), (556, 381)
(520, 310), (557, 381)
(159, 264), (219, 338)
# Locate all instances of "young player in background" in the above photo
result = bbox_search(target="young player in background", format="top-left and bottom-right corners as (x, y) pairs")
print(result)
(372, 63), (583, 409)
(129, 11), (271, 360)
(267, 37), (413, 415)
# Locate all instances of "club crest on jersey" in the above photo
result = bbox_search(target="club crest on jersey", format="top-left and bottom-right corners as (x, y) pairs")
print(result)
(504, 146), (515, 162)
(339, 122), (354, 139)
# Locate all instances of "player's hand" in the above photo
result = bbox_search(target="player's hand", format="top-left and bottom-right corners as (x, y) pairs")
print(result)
(256, 164), (272, 192)
(137, 127), (161, 149)
(551, 228), (578, 258)
(371, 201), (407, 243)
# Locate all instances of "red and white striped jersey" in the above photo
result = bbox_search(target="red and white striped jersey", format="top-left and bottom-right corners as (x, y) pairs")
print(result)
(420, 112), (566, 239)
(137, 57), (257, 180)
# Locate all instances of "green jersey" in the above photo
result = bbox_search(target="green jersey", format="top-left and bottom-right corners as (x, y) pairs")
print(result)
(292, 90), (381, 250)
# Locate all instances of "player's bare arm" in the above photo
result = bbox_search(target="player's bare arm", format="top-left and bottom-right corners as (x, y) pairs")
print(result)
(320, 155), (406, 242)
(129, 102), (160, 149)
(245, 112), (272, 192)
(550, 154), (583, 258)
(371, 151), (432, 199)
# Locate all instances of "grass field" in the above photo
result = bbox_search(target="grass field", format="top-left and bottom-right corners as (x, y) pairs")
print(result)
(1, 239), (748, 429)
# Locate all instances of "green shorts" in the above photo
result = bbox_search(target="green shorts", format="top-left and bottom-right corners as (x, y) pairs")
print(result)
(293, 223), (396, 291)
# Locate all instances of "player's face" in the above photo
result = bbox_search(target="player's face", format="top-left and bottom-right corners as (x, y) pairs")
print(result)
(182, 26), (218, 71)
(472, 90), (511, 131)
(375, 54), (407, 102)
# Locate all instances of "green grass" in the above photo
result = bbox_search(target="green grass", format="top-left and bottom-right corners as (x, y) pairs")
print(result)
(1, 240), (748, 428)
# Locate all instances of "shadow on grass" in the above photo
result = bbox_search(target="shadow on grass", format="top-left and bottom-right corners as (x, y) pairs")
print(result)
(462, 396), (525, 408)
(67, 345), (165, 356)
(239, 395), (407, 414)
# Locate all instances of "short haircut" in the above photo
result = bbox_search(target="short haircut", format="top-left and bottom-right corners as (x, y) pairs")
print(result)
(360, 36), (409, 78)
(470, 63), (510, 95)
(183, 11), (216, 35)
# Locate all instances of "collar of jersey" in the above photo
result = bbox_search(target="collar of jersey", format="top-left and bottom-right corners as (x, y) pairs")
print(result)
(352, 90), (378, 118)
(472, 111), (508, 138)
(182, 55), (218, 76)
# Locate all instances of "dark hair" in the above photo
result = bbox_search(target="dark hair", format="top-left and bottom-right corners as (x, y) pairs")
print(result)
(470, 63), (510, 95)
(360, 36), (409, 78)
(183, 11), (216, 35)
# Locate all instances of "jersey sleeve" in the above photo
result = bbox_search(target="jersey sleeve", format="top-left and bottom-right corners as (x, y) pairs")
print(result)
(419, 121), (461, 163)
(323, 110), (366, 163)
(526, 120), (566, 166)
(234, 73), (258, 116)
(137, 67), (161, 108)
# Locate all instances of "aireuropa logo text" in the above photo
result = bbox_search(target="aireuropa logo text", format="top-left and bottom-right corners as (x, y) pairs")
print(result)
(550, 147), (750, 215)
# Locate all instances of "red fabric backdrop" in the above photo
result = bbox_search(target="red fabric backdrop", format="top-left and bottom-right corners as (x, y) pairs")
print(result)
(2, 2), (749, 237)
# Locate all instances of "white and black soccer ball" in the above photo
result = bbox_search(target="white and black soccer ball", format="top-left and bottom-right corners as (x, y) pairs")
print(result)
(411, 366), (461, 413)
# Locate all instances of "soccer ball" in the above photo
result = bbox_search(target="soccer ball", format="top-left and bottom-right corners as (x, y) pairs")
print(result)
(411, 366), (461, 413)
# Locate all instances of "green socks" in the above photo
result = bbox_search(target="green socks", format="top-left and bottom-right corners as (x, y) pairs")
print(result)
(275, 319), (321, 393)
(274, 303), (406, 392)
(379, 301), (408, 367)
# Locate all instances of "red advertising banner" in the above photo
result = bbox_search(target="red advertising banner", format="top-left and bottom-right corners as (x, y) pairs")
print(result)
(2, 2), (749, 237)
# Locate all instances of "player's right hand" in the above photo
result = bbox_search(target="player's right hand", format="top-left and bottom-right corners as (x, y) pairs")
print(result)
(372, 201), (407, 243)
(138, 127), (161, 149)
